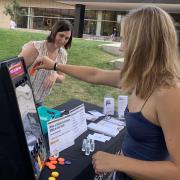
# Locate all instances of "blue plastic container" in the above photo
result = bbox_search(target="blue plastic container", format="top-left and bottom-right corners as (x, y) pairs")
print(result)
(37, 106), (61, 134)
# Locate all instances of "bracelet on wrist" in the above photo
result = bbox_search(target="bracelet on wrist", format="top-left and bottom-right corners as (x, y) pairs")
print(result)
(53, 62), (58, 71)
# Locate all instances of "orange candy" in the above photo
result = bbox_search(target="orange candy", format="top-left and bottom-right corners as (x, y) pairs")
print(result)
(50, 160), (58, 165)
(59, 161), (64, 165)
(29, 67), (36, 76)
(45, 162), (51, 167)
(49, 157), (57, 161)
(58, 157), (65, 162)
(45, 162), (56, 170)
(48, 164), (56, 170)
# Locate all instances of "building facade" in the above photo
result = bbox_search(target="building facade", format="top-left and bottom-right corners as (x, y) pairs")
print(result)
(0, 0), (180, 37)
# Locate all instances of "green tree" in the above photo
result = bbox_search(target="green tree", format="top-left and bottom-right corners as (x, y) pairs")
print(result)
(3, 0), (26, 22)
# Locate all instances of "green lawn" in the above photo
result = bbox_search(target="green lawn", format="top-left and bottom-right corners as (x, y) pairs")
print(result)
(0, 28), (124, 109)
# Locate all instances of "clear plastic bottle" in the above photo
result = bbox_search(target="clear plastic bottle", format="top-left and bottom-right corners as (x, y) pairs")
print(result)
(86, 138), (90, 144)
(82, 139), (87, 152)
(90, 139), (95, 152)
(85, 142), (91, 156)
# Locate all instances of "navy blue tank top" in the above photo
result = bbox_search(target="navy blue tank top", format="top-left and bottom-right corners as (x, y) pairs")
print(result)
(115, 107), (169, 180)
(122, 107), (169, 160)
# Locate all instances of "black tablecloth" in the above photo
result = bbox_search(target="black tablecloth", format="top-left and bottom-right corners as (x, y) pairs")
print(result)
(39, 99), (125, 180)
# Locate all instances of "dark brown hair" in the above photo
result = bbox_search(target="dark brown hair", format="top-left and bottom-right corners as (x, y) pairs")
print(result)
(47, 20), (73, 49)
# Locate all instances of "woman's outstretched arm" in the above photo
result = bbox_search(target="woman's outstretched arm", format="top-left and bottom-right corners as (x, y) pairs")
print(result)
(33, 56), (121, 88)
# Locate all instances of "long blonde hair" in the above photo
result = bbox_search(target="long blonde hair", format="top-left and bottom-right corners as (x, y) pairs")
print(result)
(120, 5), (180, 99)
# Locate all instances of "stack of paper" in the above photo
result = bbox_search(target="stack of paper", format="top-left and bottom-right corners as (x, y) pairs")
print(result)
(87, 133), (111, 142)
(88, 122), (121, 137)
(85, 113), (98, 121)
(97, 120), (124, 132)
(103, 117), (126, 126)
(88, 110), (104, 118)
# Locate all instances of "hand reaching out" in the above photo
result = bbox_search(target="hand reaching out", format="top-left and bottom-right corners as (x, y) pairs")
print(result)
(33, 56), (55, 70)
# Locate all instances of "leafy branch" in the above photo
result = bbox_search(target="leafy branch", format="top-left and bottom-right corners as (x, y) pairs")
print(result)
(3, 0), (27, 22)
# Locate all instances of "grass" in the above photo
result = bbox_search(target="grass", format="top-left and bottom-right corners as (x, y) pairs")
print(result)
(0, 28), (125, 109)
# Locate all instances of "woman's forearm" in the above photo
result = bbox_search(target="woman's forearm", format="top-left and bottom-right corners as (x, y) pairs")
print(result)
(56, 63), (121, 88)
(115, 155), (180, 180)
(33, 56), (121, 88)
(56, 63), (103, 84)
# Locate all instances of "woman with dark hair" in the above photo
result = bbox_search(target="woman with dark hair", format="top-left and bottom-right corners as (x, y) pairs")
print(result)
(19, 20), (73, 106)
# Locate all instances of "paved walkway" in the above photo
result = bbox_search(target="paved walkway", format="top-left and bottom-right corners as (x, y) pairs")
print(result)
(99, 42), (124, 69)
(99, 42), (121, 56)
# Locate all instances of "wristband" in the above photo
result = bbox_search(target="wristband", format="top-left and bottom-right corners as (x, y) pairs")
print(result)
(53, 62), (58, 71)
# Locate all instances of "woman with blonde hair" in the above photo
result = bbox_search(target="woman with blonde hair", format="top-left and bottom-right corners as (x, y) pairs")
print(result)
(33, 5), (180, 180)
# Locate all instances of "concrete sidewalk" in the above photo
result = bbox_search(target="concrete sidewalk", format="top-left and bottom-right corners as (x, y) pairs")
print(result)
(99, 42), (124, 69)
(99, 42), (121, 56)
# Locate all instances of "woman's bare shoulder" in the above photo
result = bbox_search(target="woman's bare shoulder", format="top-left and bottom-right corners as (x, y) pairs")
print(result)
(19, 41), (39, 66)
(154, 83), (180, 108)
(155, 83), (180, 96)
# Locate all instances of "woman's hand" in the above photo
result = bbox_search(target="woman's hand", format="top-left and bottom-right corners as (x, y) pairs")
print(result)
(92, 151), (118, 175)
(43, 72), (57, 89)
(33, 56), (55, 70)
